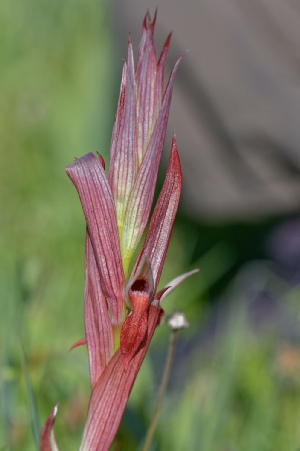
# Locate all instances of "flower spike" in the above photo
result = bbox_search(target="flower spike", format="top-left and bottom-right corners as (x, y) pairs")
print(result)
(54, 12), (199, 451)
(107, 16), (183, 275)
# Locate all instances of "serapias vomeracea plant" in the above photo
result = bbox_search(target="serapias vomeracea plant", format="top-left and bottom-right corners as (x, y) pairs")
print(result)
(40, 12), (198, 451)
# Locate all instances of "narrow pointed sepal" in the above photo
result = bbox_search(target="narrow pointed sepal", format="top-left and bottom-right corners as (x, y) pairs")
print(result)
(152, 269), (200, 306)
(133, 134), (182, 290)
(80, 306), (161, 451)
(154, 32), (172, 117)
(40, 404), (59, 451)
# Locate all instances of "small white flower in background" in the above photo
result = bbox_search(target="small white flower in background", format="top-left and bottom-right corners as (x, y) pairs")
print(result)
(166, 310), (189, 330)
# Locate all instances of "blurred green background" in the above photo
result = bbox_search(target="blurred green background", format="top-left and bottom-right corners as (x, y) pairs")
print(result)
(1, 1), (300, 450)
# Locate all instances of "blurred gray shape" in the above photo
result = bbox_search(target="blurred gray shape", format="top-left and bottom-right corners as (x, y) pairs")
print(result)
(113, 0), (300, 221)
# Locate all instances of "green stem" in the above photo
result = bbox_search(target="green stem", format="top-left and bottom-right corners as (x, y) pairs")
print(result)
(142, 329), (177, 451)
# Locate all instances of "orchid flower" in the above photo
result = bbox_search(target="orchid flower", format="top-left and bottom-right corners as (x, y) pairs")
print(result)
(41, 12), (198, 451)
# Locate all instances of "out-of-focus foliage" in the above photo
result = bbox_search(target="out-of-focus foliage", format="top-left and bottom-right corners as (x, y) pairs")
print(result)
(0, 1), (114, 449)
(1, 2), (300, 451)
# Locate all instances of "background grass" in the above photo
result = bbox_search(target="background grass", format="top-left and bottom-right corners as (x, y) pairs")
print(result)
(1, 1), (300, 450)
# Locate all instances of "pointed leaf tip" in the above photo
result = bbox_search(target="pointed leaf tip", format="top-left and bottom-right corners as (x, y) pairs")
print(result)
(159, 269), (200, 304)
(96, 152), (105, 169)
(69, 337), (86, 352)
(40, 404), (59, 451)
(133, 137), (182, 289)
(143, 10), (156, 31)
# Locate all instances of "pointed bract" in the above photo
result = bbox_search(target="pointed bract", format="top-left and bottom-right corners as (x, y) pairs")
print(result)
(109, 62), (127, 166)
(69, 337), (86, 351)
(66, 153), (125, 327)
(154, 32), (172, 118)
(153, 269), (200, 306)
(40, 404), (59, 451)
(133, 134), (182, 290)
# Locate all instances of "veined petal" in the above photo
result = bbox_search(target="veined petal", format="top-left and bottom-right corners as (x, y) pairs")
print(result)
(153, 269), (200, 306)
(136, 12), (158, 163)
(40, 404), (59, 451)
(66, 153), (125, 326)
(80, 305), (161, 451)
(108, 39), (138, 235)
(120, 59), (183, 274)
(85, 232), (114, 387)
(133, 135), (182, 290)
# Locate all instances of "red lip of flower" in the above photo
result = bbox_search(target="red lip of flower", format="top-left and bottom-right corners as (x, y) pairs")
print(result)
(41, 12), (198, 451)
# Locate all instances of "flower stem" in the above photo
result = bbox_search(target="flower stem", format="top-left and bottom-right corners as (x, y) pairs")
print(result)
(142, 329), (177, 451)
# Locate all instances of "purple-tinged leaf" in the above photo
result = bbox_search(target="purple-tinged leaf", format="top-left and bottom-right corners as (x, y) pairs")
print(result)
(85, 232), (114, 387)
(80, 306), (161, 451)
(133, 135), (182, 290)
(40, 404), (59, 451)
(66, 153), (125, 326)
(120, 59), (183, 272)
